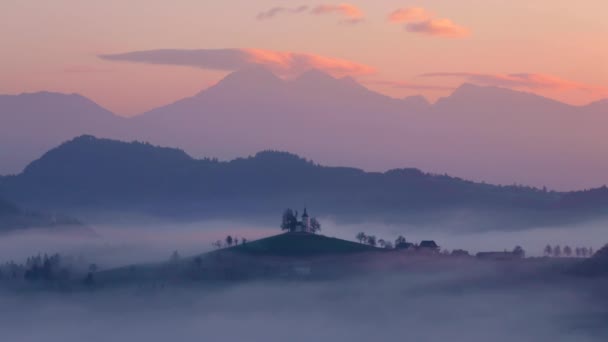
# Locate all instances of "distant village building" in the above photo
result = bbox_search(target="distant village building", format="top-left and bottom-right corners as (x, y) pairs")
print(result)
(417, 240), (440, 253)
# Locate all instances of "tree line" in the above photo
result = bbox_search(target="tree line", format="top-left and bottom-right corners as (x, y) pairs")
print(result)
(544, 245), (594, 258)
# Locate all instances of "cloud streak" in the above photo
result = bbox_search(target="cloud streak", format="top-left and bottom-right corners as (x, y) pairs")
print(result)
(388, 7), (469, 38)
(256, 6), (309, 20)
(99, 48), (374, 78)
(311, 3), (365, 24)
(420, 72), (607, 93)
(388, 7), (432, 23)
(257, 3), (365, 24)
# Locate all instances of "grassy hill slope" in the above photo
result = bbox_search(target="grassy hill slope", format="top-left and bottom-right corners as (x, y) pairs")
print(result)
(227, 232), (379, 257)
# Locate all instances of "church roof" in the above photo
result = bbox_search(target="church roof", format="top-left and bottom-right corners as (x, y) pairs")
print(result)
(302, 208), (309, 217)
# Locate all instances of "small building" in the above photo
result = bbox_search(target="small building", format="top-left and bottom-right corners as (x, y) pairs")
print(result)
(417, 240), (440, 253)
(295, 208), (311, 233)
(395, 241), (415, 250)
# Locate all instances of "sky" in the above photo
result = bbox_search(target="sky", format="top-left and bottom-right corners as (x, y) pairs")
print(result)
(1, 0), (607, 116)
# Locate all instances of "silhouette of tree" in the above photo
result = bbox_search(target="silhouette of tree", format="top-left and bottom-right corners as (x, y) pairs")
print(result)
(310, 217), (321, 234)
(395, 235), (407, 246)
(366, 235), (377, 247)
(212, 240), (222, 249)
(281, 209), (298, 232)
(242, 238), (247, 245)
(581, 247), (589, 258)
(384, 241), (393, 249)
(513, 246), (525, 258)
(563, 245), (572, 257)
(553, 245), (562, 257)
(544, 245), (553, 257)
(378, 239), (386, 248)
(226, 235), (233, 247)
(356, 232), (367, 244)
(234, 237), (239, 245)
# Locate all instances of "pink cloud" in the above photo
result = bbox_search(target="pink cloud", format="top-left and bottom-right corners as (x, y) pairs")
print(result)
(256, 6), (309, 20)
(311, 3), (365, 24)
(406, 19), (469, 38)
(420, 72), (607, 93)
(99, 48), (374, 78)
(388, 7), (470, 38)
(388, 7), (432, 23)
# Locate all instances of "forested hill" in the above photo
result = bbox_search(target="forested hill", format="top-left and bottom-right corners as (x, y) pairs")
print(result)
(2, 135), (605, 229)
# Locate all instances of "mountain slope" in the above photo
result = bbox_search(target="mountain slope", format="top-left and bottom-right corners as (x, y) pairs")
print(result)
(2, 70), (608, 190)
(0, 92), (128, 175)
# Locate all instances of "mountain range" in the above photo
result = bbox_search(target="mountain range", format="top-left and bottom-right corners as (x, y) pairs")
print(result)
(1, 68), (608, 190)
(2, 135), (607, 231)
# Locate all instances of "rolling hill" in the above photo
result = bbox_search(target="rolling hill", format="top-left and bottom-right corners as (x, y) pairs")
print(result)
(3, 135), (603, 231)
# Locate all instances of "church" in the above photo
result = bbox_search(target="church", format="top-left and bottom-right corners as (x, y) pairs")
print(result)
(295, 208), (311, 233)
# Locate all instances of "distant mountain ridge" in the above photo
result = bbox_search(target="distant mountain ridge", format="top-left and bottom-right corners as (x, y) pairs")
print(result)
(3, 135), (608, 230)
(2, 68), (608, 190)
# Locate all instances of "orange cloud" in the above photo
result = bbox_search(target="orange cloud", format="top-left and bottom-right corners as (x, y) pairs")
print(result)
(388, 7), (469, 38)
(99, 48), (374, 78)
(420, 72), (607, 93)
(311, 3), (365, 24)
(388, 7), (432, 23)
(256, 6), (308, 20)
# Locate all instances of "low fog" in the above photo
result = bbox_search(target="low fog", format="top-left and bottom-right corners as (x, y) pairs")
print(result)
(1, 219), (608, 341)
(1, 270), (607, 342)
(1, 217), (607, 268)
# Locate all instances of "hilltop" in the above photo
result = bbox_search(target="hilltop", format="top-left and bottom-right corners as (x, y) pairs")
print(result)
(226, 232), (379, 257)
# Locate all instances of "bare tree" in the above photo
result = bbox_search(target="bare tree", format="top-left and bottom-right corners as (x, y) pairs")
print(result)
(513, 246), (525, 258)
(544, 245), (553, 257)
(366, 235), (377, 247)
(356, 232), (367, 244)
(225, 235), (233, 247)
(553, 245), (562, 257)
(310, 217), (322, 234)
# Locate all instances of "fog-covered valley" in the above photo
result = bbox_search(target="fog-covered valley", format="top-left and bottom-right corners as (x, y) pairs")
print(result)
(1, 264), (607, 342)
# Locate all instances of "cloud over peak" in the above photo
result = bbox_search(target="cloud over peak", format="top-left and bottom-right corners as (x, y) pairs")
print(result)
(99, 48), (374, 78)
(420, 72), (607, 93)
(388, 7), (469, 38)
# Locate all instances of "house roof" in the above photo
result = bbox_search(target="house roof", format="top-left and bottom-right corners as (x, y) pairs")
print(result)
(419, 240), (439, 248)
